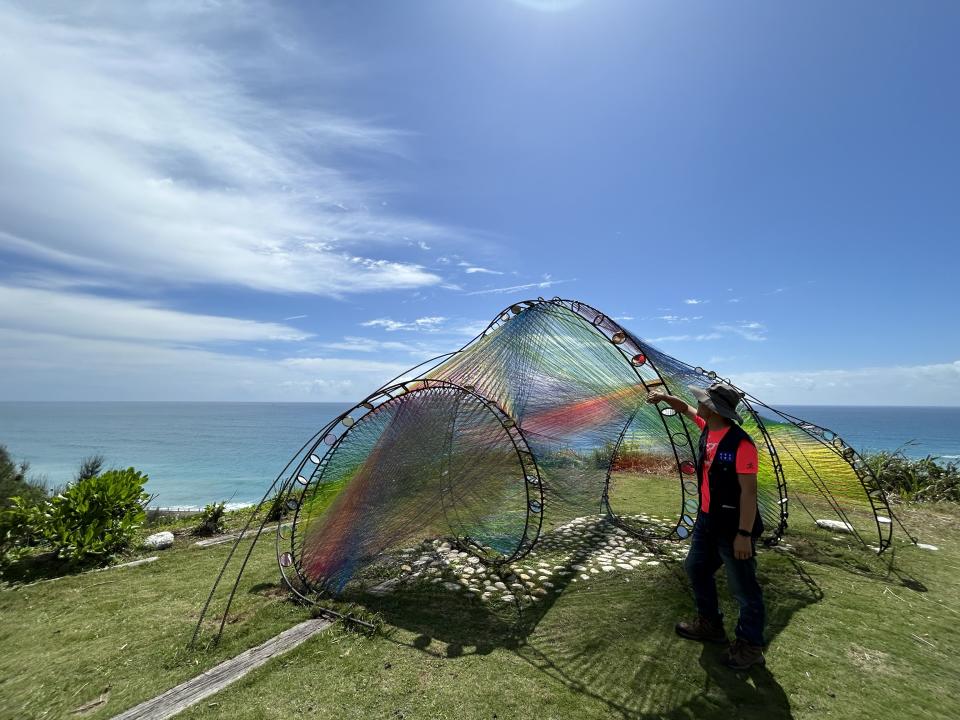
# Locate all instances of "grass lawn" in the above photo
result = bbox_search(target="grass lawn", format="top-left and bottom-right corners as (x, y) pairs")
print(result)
(1, 478), (958, 720)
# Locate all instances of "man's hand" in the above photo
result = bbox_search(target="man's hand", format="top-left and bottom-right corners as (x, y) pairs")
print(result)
(733, 534), (753, 560)
(646, 391), (668, 404)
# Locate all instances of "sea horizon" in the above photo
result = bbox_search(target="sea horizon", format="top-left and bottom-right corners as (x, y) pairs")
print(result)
(2, 401), (958, 508)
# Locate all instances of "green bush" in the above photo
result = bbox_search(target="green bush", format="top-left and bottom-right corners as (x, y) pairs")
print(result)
(192, 501), (226, 537)
(1, 445), (47, 509)
(865, 451), (960, 503)
(0, 497), (46, 561)
(41, 467), (150, 562)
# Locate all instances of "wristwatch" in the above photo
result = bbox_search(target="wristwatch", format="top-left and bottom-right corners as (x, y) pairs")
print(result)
(736, 528), (752, 537)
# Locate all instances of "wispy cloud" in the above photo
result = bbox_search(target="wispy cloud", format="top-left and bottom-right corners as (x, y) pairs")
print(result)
(361, 316), (447, 332)
(0, 284), (308, 344)
(283, 314), (308, 321)
(319, 335), (446, 356)
(716, 321), (767, 341)
(656, 315), (703, 324)
(734, 360), (960, 406)
(463, 266), (504, 275)
(465, 278), (573, 296)
(648, 333), (723, 343)
(684, 298), (708, 305)
(0, 3), (449, 297)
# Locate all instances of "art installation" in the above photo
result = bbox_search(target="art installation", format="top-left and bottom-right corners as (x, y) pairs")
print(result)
(194, 298), (913, 642)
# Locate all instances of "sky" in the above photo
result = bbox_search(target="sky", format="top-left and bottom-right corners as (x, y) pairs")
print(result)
(0, 0), (958, 405)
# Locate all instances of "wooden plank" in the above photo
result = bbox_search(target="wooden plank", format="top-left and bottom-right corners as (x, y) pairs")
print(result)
(110, 618), (332, 720)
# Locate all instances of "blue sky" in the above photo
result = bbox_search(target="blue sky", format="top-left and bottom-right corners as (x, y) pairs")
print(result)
(0, 0), (957, 404)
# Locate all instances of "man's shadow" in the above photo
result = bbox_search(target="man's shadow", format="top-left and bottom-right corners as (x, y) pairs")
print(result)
(341, 522), (820, 719)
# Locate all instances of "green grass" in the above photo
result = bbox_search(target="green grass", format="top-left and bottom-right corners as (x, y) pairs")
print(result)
(1, 488), (958, 720)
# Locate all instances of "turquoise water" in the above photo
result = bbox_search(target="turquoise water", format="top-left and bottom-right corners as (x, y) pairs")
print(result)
(0, 402), (351, 508)
(1, 402), (957, 507)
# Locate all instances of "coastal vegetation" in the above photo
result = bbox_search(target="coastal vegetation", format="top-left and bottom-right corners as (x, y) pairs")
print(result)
(191, 501), (227, 537)
(1, 447), (151, 573)
(0, 494), (957, 719)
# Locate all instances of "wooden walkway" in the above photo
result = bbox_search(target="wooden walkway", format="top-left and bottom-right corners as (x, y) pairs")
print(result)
(110, 617), (333, 720)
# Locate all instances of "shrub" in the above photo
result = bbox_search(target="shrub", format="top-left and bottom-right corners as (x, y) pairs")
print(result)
(41, 467), (151, 562)
(192, 501), (227, 537)
(75, 454), (105, 482)
(0, 497), (46, 561)
(865, 450), (960, 503)
(0, 445), (47, 509)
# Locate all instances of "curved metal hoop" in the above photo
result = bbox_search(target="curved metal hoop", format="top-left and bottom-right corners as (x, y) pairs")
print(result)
(277, 378), (544, 601)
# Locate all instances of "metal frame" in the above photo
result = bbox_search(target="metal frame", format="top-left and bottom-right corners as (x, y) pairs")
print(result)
(277, 378), (544, 600)
(194, 296), (904, 645)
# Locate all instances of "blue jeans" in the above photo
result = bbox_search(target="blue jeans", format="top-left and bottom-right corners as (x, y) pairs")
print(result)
(684, 512), (766, 646)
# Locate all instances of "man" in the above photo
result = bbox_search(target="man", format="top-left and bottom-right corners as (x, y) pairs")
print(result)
(646, 381), (766, 670)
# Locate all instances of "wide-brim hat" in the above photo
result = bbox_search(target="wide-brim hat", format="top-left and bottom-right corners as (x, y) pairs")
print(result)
(688, 381), (744, 425)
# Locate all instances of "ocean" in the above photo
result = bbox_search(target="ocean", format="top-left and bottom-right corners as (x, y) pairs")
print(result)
(1, 402), (958, 508)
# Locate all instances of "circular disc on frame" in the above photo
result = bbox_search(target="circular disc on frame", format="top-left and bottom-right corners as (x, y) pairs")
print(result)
(611, 331), (626, 345)
(661, 407), (677, 417)
(279, 552), (293, 568)
(680, 460), (696, 475)
(323, 433), (337, 446)
(632, 353), (647, 366)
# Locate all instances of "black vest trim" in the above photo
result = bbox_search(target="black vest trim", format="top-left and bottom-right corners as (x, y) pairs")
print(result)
(696, 422), (763, 539)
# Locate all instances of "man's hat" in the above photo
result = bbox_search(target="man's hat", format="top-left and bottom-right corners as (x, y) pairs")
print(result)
(688, 381), (744, 425)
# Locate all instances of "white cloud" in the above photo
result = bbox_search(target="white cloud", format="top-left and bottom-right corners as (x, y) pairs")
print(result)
(684, 298), (707, 305)
(0, 327), (408, 401)
(648, 333), (723, 343)
(0, 284), (307, 344)
(733, 360), (960, 406)
(716, 321), (767, 342)
(463, 266), (504, 275)
(656, 315), (702, 324)
(319, 336), (446, 356)
(0, 3), (448, 297)
(361, 316), (447, 332)
(465, 278), (573, 296)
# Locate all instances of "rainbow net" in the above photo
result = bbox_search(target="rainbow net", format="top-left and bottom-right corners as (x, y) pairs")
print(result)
(274, 299), (897, 598)
(195, 298), (904, 638)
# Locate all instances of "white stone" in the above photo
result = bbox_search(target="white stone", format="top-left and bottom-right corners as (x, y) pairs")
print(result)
(142, 531), (174, 550)
(601, 565), (615, 572)
(494, 581), (507, 591)
(443, 582), (461, 592)
(917, 543), (939, 551)
(816, 518), (854, 533)
(501, 594), (515, 602)
(400, 564), (412, 572)
(616, 563), (633, 571)
(646, 560), (660, 566)
(580, 573), (590, 580)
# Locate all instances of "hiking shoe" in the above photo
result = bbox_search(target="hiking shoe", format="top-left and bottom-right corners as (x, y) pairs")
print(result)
(675, 616), (727, 643)
(721, 638), (766, 670)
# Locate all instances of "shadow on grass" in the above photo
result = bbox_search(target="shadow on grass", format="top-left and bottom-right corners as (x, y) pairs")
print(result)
(0, 550), (103, 586)
(337, 526), (827, 719)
